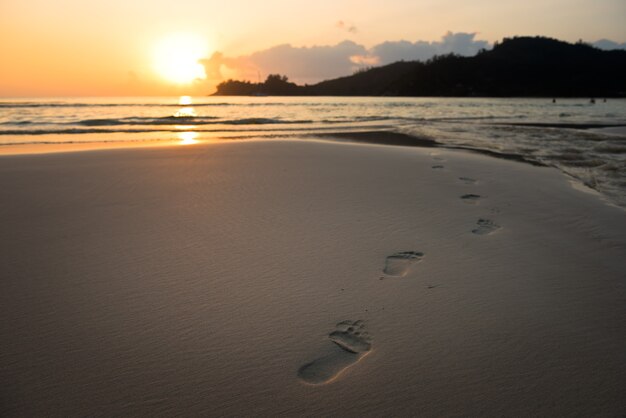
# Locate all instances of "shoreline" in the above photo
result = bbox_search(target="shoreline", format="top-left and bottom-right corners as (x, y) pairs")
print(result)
(313, 131), (549, 167)
(0, 131), (619, 210)
(0, 138), (196, 156)
(0, 129), (559, 166)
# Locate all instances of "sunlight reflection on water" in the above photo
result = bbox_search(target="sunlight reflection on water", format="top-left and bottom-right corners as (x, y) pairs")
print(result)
(179, 96), (192, 105)
(177, 131), (198, 145)
(175, 96), (197, 117)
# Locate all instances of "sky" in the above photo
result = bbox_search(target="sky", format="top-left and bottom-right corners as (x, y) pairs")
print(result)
(1, 0), (625, 96)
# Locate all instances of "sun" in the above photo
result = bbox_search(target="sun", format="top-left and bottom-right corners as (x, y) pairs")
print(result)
(153, 33), (209, 84)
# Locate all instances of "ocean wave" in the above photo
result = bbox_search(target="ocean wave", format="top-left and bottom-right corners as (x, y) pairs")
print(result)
(78, 116), (216, 126)
(427, 115), (528, 122)
(594, 144), (626, 154)
(0, 138), (181, 146)
(319, 116), (400, 123)
(224, 118), (313, 125)
(0, 124), (370, 136)
(74, 116), (314, 127)
(0, 128), (154, 135)
(2, 115), (402, 128)
(0, 120), (34, 125)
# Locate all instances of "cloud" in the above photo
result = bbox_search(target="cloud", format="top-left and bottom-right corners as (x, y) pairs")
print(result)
(203, 33), (493, 86)
(593, 39), (626, 50)
(201, 51), (225, 80)
(203, 41), (368, 85)
(349, 54), (380, 66)
(367, 32), (490, 65)
(336, 20), (357, 34)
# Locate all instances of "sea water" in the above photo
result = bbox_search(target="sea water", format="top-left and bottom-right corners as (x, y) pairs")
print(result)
(1, 96), (625, 207)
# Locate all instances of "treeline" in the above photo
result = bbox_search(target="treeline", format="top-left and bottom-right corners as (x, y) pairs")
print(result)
(211, 74), (300, 95)
(213, 37), (626, 97)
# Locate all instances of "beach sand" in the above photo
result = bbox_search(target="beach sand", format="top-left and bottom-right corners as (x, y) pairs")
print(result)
(1, 139), (625, 416)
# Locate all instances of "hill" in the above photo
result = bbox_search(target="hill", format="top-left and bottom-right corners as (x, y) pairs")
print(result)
(212, 37), (626, 97)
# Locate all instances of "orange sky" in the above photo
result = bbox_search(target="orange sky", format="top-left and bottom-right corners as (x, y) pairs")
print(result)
(1, 0), (625, 96)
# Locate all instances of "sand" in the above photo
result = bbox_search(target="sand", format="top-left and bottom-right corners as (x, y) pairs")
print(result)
(0, 139), (625, 416)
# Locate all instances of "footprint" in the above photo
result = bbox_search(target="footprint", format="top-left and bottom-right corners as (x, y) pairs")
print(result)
(459, 176), (477, 184)
(472, 218), (501, 235)
(383, 251), (424, 276)
(298, 321), (372, 385)
(431, 165), (445, 169)
(461, 194), (481, 204)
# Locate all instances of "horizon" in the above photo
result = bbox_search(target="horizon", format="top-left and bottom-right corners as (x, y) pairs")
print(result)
(1, 0), (625, 97)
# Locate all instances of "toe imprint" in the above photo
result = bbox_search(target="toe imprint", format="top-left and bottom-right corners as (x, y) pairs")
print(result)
(461, 194), (481, 204)
(459, 176), (477, 184)
(472, 218), (501, 235)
